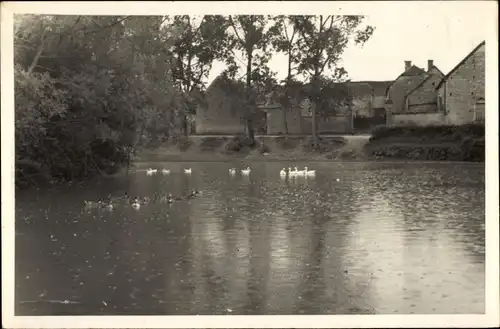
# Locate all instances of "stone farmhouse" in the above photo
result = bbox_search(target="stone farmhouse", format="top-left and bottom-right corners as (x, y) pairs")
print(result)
(385, 41), (485, 126)
(436, 41), (485, 124)
(194, 41), (485, 135)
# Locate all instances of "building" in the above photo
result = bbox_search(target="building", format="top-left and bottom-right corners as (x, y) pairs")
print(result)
(195, 75), (246, 134)
(384, 60), (445, 126)
(260, 82), (355, 135)
(436, 41), (486, 124)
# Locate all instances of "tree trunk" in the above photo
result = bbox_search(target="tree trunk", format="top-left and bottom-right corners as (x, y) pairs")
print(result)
(283, 54), (292, 136)
(311, 76), (320, 148)
(245, 51), (255, 145)
(27, 29), (47, 75)
(311, 102), (318, 147)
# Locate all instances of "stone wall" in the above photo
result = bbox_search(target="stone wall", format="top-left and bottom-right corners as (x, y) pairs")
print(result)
(391, 112), (445, 126)
(406, 73), (443, 113)
(439, 43), (485, 125)
(387, 75), (428, 113)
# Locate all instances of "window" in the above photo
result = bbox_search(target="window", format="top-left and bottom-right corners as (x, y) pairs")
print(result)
(449, 93), (453, 96)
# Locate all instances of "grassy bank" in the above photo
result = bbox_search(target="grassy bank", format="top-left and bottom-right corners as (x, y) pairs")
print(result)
(364, 124), (485, 162)
(136, 135), (365, 162)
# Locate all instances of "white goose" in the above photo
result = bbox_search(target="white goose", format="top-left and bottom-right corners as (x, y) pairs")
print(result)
(146, 168), (157, 176)
(288, 167), (296, 177)
(279, 168), (287, 177)
(229, 168), (236, 175)
(161, 168), (171, 175)
(184, 168), (192, 174)
(294, 167), (305, 176)
(241, 167), (251, 175)
(304, 166), (316, 177)
(131, 198), (141, 210)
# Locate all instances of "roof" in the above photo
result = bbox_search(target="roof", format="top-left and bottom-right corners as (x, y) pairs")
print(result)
(347, 81), (392, 97)
(385, 65), (426, 96)
(435, 41), (486, 90)
(404, 68), (445, 99)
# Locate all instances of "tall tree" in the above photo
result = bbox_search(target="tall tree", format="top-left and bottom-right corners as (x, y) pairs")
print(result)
(293, 15), (374, 146)
(269, 15), (303, 136)
(227, 15), (273, 145)
(167, 15), (232, 136)
(14, 14), (181, 184)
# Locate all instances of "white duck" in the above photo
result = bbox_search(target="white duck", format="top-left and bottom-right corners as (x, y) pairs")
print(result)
(229, 168), (236, 175)
(288, 167), (296, 177)
(161, 168), (171, 175)
(304, 166), (316, 177)
(131, 198), (141, 210)
(294, 166), (305, 176)
(146, 168), (157, 176)
(184, 168), (192, 174)
(241, 167), (251, 175)
(280, 168), (287, 177)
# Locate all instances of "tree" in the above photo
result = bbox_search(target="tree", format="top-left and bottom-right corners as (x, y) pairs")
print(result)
(14, 14), (181, 186)
(293, 15), (374, 146)
(167, 15), (233, 136)
(269, 15), (303, 136)
(227, 15), (274, 145)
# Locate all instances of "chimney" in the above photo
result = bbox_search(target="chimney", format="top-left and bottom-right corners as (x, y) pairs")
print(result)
(427, 59), (434, 72)
(404, 61), (411, 71)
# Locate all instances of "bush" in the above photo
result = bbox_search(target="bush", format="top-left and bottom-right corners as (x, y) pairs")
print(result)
(276, 136), (301, 150)
(199, 137), (227, 151)
(302, 136), (346, 153)
(370, 123), (485, 142)
(224, 136), (256, 153)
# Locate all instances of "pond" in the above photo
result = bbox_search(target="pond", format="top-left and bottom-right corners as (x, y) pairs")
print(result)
(15, 161), (485, 315)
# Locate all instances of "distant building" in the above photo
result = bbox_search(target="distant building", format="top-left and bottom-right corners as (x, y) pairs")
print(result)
(385, 59), (446, 126)
(436, 41), (485, 124)
(195, 75), (246, 135)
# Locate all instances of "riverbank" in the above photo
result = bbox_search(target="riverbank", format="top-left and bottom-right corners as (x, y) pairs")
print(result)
(136, 135), (372, 163)
(137, 124), (485, 164)
(363, 124), (485, 162)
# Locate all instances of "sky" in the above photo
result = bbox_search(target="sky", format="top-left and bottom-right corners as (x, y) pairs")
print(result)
(208, 12), (488, 85)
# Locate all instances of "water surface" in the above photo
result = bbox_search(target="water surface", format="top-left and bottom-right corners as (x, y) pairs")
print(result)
(15, 161), (485, 315)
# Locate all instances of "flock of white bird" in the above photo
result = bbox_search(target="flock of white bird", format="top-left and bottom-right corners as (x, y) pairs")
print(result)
(227, 166), (320, 179)
(145, 165), (338, 181)
(145, 168), (191, 176)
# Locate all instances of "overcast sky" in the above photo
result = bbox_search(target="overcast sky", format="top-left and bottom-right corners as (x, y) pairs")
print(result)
(4, 1), (493, 86)
(208, 10), (488, 84)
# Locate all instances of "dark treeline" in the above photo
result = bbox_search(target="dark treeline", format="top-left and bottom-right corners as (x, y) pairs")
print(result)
(14, 15), (373, 188)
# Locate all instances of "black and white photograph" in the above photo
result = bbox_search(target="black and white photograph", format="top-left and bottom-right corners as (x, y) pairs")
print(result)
(1, 1), (499, 328)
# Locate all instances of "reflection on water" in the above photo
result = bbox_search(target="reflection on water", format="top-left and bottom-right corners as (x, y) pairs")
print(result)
(15, 161), (485, 315)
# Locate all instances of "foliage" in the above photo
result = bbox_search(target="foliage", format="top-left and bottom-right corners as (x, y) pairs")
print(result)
(227, 15), (277, 143)
(14, 15), (183, 187)
(367, 124), (485, 162)
(287, 15), (374, 141)
(370, 123), (485, 141)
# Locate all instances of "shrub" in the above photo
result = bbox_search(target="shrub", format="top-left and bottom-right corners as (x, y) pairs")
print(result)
(224, 136), (255, 153)
(199, 137), (227, 151)
(276, 136), (301, 150)
(370, 123), (485, 142)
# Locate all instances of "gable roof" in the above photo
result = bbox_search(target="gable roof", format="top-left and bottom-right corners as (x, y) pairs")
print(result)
(385, 65), (426, 96)
(404, 68), (445, 99)
(435, 41), (486, 90)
